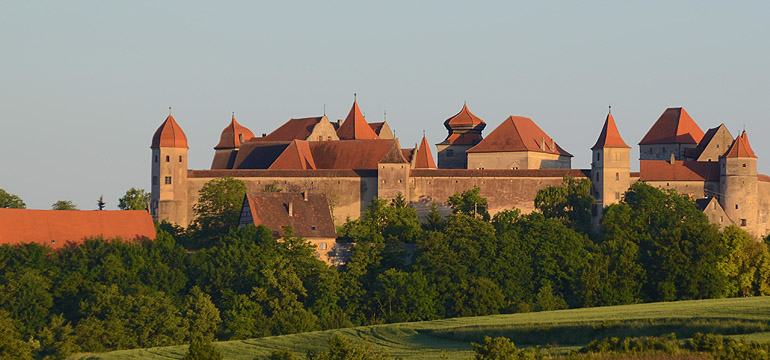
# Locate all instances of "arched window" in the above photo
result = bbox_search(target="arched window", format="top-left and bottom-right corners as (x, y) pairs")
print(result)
(179, 155), (182, 162)
(615, 172), (619, 181)
(166, 155), (170, 162)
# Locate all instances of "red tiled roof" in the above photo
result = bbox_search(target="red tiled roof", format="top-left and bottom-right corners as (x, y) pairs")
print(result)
(151, 113), (188, 149)
(467, 116), (572, 156)
(402, 148), (415, 163)
(414, 136), (437, 169)
(243, 193), (336, 239)
(368, 122), (386, 134)
(215, 114), (255, 149)
(189, 169), (377, 178)
(337, 102), (380, 140)
(758, 174), (770, 183)
(259, 116), (326, 141)
(591, 113), (630, 150)
(269, 140), (317, 170)
(724, 132), (757, 159)
(410, 168), (590, 178)
(639, 108), (704, 145)
(639, 160), (720, 181)
(0, 209), (156, 249)
(444, 104), (486, 127)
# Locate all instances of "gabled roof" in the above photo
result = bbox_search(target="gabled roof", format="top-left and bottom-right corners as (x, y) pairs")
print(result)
(402, 148), (416, 163)
(269, 140), (317, 170)
(231, 141), (291, 169)
(639, 160), (720, 181)
(337, 101), (380, 140)
(260, 116), (327, 141)
(639, 107), (704, 145)
(467, 116), (572, 156)
(444, 104), (486, 128)
(724, 131), (757, 159)
(0, 209), (156, 248)
(151, 112), (188, 149)
(243, 193), (336, 239)
(591, 113), (630, 150)
(414, 136), (437, 169)
(214, 113), (255, 149)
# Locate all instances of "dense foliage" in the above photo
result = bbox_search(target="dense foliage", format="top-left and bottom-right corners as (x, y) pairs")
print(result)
(2, 177), (770, 358)
(0, 188), (26, 209)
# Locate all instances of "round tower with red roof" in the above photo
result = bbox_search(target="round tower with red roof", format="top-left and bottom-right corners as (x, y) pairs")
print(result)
(590, 109), (631, 227)
(720, 131), (758, 234)
(436, 104), (486, 169)
(150, 108), (189, 226)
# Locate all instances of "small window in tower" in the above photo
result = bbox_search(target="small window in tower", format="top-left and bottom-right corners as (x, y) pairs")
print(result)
(716, 144), (720, 149)
(615, 192), (620, 200)
(179, 155), (182, 162)
(165, 176), (172, 184)
(446, 149), (454, 157)
(326, 136), (332, 141)
(615, 172), (619, 181)
(741, 219), (747, 226)
(743, 163), (747, 167)
(152, 176), (158, 185)
(318, 135), (323, 141)
(736, 204), (739, 209)
(166, 155), (170, 162)
(596, 153), (600, 161)
(154, 155), (158, 163)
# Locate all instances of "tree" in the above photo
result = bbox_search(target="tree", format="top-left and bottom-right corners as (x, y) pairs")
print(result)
(0, 310), (33, 360)
(191, 177), (247, 244)
(373, 269), (438, 322)
(118, 187), (150, 210)
(448, 186), (490, 221)
(534, 176), (595, 235)
(182, 287), (222, 360)
(0, 189), (25, 209)
(307, 334), (389, 360)
(97, 195), (106, 210)
(51, 200), (78, 210)
(472, 336), (519, 360)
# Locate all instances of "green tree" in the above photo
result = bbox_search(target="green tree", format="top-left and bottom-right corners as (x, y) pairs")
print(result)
(118, 187), (150, 210)
(51, 200), (78, 210)
(472, 336), (519, 360)
(97, 194), (106, 210)
(0, 188), (25, 209)
(424, 203), (444, 231)
(0, 310), (33, 360)
(0, 268), (54, 338)
(534, 176), (595, 234)
(718, 225), (770, 297)
(35, 314), (80, 360)
(307, 334), (389, 360)
(182, 287), (223, 360)
(372, 269), (438, 322)
(447, 185), (490, 221)
(191, 177), (247, 244)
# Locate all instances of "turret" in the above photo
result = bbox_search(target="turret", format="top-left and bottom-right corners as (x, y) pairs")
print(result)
(436, 104), (486, 169)
(336, 95), (380, 140)
(720, 131), (758, 234)
(150, 107), (189, 226)
(211, 113), (255, 169)
(591, 108), (631, 227)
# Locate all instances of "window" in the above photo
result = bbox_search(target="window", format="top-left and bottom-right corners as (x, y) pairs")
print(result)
(165, 176), (172, 184)
(736, 204), (739, 209)
(311, 226), (316, 230)
(326, 136), (332, 141)
(179, 155), (182, 162)
(318, 136), (323, 141)
(615, 172), (619, 181)
(743, 163), (747, 167)
(596, 153), (600, 161)
(239, 134), (244, 143)
(51, 240), (55, 244)
(152, 176), (159, 185)
(165, 155), (170, 162)
(154, 155), (158, 163)
(319, 243), (327, 250)
(716, 144), (720, 149)
(741, 219), (747, 226)
(446, 149), (454, 157)
(615, 192), (620, 200)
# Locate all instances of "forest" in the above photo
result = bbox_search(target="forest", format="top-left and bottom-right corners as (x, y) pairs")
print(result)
(1, 177), (770, 359)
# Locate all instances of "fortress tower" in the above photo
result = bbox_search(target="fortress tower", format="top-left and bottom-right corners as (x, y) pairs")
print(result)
(211, 113), (255, 169)
(436, 104), (486, 169)
(591, 109), (631, 226)
(720, 131), (758, 234)
(150, 108), (189, 226)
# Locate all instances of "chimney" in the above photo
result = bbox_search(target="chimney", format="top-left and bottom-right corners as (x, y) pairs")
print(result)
(262, 133), (267, 137)
(288, 202), (293, 217)
(303, 191), (308, 201)
(550, 138), (555, 151)
(670, 153), (676, 164)
(541, 137), (545, 150)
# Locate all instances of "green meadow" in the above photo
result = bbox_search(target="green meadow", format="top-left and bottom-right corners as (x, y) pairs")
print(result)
(74, 296), (770, 359)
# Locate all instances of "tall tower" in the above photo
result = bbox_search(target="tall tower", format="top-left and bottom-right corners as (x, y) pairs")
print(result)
(720, 131), (758, 234)
(591, 109), (631, 227)
(436, 104), (486, 169)
(150, 108), (189, 226)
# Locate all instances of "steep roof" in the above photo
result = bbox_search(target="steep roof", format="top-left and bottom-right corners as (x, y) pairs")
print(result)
(151, 112), (188, 149)
(467, 116), (573, 156)
(268, 140), (317, 170)
(444, 104), (486, 128)
(243, 193), (336, 239)
(639, 107), (704, 145)
(231, 141), (291, 169)
(215, 113), (255, 149)
(260, 116), (327, 141)
(414, 136), (437, 169)
(724, 131), (757, 159)
(266, 139), (405, 170)
(337, 101), (380, 140)
(639, 160), (720, 181)
(591, 113), (630, 150)
(0, 209), (156, 249)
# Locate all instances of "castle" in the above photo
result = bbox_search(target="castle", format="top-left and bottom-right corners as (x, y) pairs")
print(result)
(150, 100), (770, 237)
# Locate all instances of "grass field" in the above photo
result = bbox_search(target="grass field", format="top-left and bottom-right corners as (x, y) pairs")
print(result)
(73, 296), (770, 360)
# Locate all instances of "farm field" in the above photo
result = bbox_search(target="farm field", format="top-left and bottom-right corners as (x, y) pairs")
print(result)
(74, 296), (770, 359)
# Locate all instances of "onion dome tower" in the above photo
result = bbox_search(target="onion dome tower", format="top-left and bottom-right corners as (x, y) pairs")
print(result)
(590, 107), (631, 227)
(211, 113), (255, 169)
(150, 107), (189, 226)
(436, 103), (486, 169)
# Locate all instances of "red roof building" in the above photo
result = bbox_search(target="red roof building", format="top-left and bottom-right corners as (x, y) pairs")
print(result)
(337, 101), (380, 140)
(440, 104), (486, 145)
(0, 209), (156, 249)
(413, 136), (437, 169)
(467, 116), (572, 156)
(591, 113), (630, 150)
(151, 111), (188, 149)
(214, 113), (255, 149)
(725, 131), (757, 159)
(639, 107), (704, 145)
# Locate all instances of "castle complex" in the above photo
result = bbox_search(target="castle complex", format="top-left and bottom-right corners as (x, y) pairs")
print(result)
(150, 100), (770, 237)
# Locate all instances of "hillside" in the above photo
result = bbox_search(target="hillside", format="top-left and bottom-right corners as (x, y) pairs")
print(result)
(75, 296), (770, 359)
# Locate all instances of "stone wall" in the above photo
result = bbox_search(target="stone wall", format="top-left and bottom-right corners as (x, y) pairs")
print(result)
(467, 151), (571, 170)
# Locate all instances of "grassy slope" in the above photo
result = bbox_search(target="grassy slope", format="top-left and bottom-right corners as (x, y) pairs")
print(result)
(74, 296), (770, 360)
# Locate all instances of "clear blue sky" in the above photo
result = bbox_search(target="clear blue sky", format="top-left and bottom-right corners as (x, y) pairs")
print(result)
(1, 1), (769, 210)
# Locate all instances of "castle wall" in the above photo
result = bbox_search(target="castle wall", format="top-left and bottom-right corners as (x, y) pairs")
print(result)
(758, 181), (770, 236)
(186, 170), (378, 226)
(643, 180), (716, 199)
(640, 143), (698, 161)
(467, 151), (571, 170)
